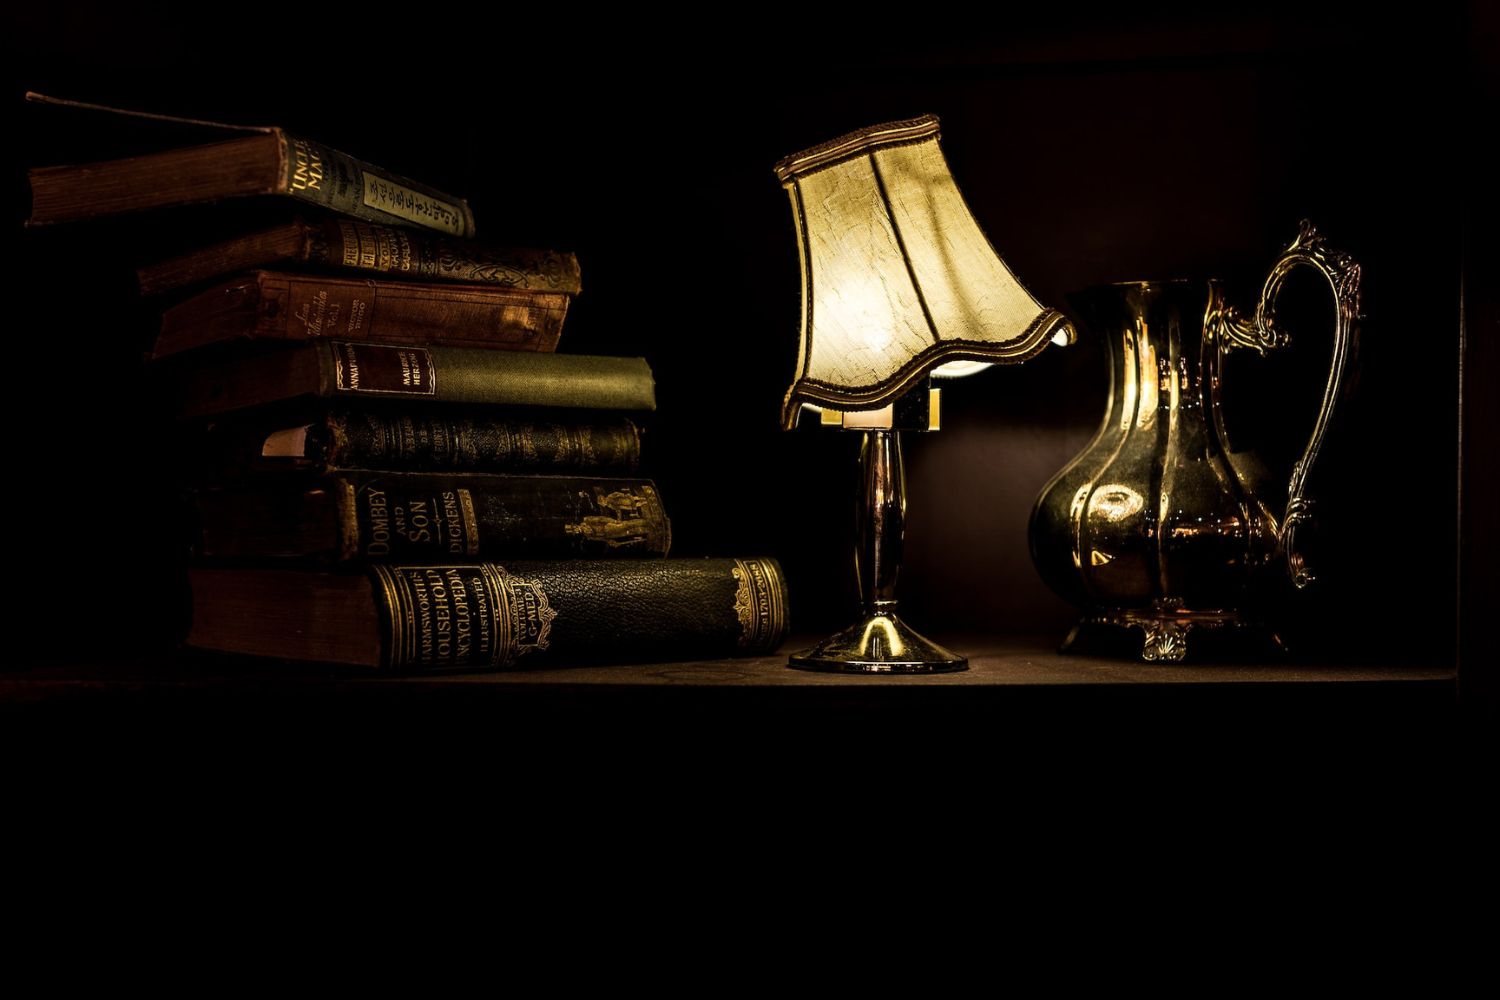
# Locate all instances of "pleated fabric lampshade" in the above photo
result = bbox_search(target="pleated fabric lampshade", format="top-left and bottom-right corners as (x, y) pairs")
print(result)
(774, 114), (1073, 429)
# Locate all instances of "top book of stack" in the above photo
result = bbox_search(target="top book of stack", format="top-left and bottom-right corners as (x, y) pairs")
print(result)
(24, 92), (474, 237)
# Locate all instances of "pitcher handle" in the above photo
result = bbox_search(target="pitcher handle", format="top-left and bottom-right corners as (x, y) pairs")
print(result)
(1220, 220), (1362, 588)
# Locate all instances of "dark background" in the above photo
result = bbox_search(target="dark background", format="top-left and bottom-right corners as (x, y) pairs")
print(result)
(4, 5), (1490, 676)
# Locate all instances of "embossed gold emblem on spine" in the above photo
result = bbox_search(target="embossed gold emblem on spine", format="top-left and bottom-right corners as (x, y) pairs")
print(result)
(731, 558), (788, 651)
(491, 565), (557, 660)
(562, 484), (670, 553)
(375, 563), (555, 671)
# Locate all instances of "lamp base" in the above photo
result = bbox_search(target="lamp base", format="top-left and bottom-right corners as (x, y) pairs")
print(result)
(787, 612), (967, 674)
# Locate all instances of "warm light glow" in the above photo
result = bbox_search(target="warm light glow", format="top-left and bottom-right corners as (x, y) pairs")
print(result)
(1119, 334), (1138, 432)
(1137, 335), (1159, 428)
(1069, 485), (1090, 571)
(1090, 485), (1145, 521)
(860, 616), (905, 658)
(931, 360), (992, 379)
(776, 115), (1072, 428)
(840, 404), (895, 430)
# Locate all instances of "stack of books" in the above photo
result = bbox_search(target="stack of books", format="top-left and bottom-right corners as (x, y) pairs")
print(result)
(25, 93), (787, 672)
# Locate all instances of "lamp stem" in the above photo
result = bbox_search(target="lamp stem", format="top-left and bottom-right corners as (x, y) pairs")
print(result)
(786, 425), (964, 672)
(857, 429), (904, 615)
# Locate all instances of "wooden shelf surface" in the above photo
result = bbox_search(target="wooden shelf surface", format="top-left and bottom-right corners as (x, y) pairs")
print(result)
(2, 635), (1464, 781)
(0, 633), (1453, 700)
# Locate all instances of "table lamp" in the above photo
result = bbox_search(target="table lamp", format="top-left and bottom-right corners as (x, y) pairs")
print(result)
(775, 114), (1073, 673)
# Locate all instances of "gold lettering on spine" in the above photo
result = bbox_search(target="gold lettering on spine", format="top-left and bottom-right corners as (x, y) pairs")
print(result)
(730, 559), (788, 652)
(290, 138), (325, 192)
(485, 565), (556, 666)
(337, 221), (362, 268)
(363, 484), (391, 557)
(761, 559), (788, 648)
(292, 289), (329, 336)
(423, 567), (453, 661)
(379, 564), (559, 671)
(337, 220), (421, 275)
(457, 489), (480, 556)
(479, 564), (512, 668)
(331, 343), (437, 397)
(334, 342), (359, 390)
(345, 294), (368, 334)
(361, 172), (466, 235)
(445, 567), (473, 662)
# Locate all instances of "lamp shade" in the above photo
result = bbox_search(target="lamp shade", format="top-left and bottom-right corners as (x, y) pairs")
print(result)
(775, 115), (1072, 429)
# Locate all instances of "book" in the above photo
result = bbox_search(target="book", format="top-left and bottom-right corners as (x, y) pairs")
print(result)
(186, 558), (789, 670)
(25, 93), (476, 236)
(194, 473), (671, 562)
(170, 341), (657, 419)
(136, 216), (582, 296)
(154, 270), (571, 358)
(201, 406), (642, 477)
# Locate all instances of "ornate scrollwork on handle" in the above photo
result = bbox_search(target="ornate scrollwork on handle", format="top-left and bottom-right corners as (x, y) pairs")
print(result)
(1215, 302), (1289, 355)
(1283, 496), (1317, 587)
(1222, 220), (1362, 588)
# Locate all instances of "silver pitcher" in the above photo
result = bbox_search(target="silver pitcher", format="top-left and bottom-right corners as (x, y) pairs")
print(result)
(1029, 222), (1361, 661)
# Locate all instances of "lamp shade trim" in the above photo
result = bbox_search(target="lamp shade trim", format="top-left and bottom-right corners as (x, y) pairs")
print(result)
(773, 114), (941, 183)
(780, 307), (1069, 428)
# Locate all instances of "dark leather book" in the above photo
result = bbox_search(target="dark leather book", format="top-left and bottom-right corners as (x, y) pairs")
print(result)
(154, 270), (571, 358)
(170, 341), (656, 419)
(186, 558), (789, 670)
(194, 473), (671, 563)
(136, 216), (582, 296)
(199, 406), (641, 477)
(25, 93), (476, 236)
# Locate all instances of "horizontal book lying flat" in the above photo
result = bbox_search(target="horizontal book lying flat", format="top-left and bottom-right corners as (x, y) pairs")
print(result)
(25, 93), (475, 236)
(199, 406), (641, 477)
(194, 473), (671, 563)
(154, 271), (571, 358)
(171, 341), (657, 418)
(187, 558), (789, 671)
(137, 216), (582, 296)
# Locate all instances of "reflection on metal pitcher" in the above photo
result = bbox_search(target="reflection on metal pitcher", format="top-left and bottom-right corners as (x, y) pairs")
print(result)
(1029, 222), (1361, 662)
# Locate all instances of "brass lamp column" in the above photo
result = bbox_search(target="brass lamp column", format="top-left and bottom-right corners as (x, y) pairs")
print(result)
(775, 115), (1072, 673)
(791, 418), (969, 672)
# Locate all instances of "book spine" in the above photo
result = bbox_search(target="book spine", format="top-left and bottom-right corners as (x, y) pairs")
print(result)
(136, 221), (316, 296)
(248, 274), (569, 352)
(371, 558), (788, 670)
(333, 476), (670, 562)
(169, 344), (656, 419)
(320, 342), (657, 411)
(321, 410), (640, 474)
(278, 133), (476, 237)
(315, 221), (582, 293)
